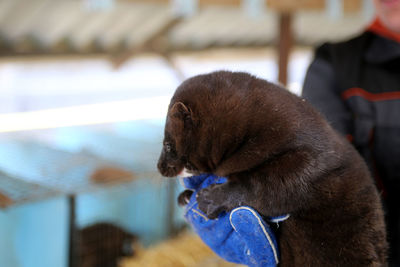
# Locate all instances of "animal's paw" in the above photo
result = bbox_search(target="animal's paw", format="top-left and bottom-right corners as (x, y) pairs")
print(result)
(177, 190), (193, 206)
(196, 185), (225, 219)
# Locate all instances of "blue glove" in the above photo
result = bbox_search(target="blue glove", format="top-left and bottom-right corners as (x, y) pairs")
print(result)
(181, 174), (289, 267)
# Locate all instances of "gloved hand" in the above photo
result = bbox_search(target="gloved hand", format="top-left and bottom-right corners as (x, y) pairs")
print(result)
(179, 174), (289, 267)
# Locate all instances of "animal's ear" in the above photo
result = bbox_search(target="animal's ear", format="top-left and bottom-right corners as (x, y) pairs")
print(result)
(170, 102), (193, 128)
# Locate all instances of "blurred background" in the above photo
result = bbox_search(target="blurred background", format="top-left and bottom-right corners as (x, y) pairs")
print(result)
(0, 0), (374, 267)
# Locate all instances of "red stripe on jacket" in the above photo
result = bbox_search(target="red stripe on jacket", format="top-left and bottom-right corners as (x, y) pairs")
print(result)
(341, 87), (400, 101)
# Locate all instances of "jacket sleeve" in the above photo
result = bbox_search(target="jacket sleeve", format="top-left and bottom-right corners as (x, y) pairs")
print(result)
(301, 48), (353, 137)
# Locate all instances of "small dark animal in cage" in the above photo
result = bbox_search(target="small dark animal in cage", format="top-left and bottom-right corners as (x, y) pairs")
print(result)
(78, 222), (137, 267)
(157, 71), (387, 266)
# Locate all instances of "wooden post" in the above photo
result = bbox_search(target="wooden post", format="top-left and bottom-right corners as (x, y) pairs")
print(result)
(68, 194), (78, 267)
(278, 12), (293, 86)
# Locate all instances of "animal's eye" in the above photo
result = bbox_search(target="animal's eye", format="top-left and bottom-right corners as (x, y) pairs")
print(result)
(165, 143), (172, 152)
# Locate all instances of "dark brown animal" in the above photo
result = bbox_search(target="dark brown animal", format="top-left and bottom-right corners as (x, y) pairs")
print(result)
(78, 223), (137, 267)
(157, 71), (387, 266)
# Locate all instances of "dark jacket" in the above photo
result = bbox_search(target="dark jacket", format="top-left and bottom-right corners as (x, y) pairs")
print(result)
(302, 31), (400, 265)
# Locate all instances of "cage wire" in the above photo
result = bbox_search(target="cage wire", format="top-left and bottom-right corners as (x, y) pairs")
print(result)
(0, 171), (59, 208)
(0, 139), (143, 194)
(76, 221), (139, 267)
(0, 137), (174, 267)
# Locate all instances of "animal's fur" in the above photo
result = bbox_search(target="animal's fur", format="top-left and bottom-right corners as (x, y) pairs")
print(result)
(78, 223), (136, 267)
(157, 71), (387, 266)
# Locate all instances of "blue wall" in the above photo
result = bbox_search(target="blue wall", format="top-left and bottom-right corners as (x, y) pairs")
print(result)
(0, 198), (69, 267)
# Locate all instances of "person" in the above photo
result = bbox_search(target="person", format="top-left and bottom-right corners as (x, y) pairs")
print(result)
(302, 0), (400, 265)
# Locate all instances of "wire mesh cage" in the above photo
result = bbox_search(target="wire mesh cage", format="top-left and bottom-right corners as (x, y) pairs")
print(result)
(0, 171), (59, 208)
(77, 222), (138, 267)
(0, 120), (183, 267)
(0, 140), (139, 194)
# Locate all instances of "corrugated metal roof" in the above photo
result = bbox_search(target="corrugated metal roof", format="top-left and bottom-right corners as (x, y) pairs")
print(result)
(0, 0), (372, 56)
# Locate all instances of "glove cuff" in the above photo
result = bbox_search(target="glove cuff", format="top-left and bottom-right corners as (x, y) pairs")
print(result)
(229, 206), (280, 265)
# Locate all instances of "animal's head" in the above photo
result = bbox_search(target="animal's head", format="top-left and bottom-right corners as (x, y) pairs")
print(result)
(158, 71), (270, 178)
(157, 101), (195, 177)
(157, 71), (307, 178)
